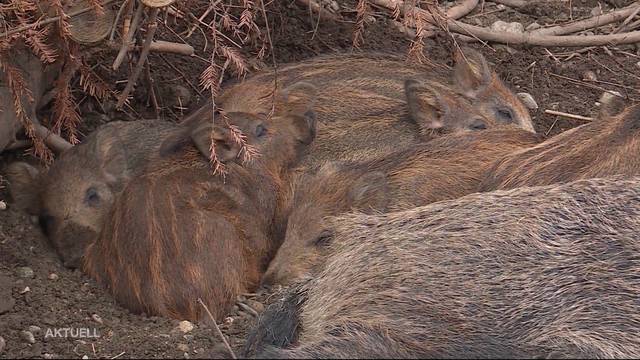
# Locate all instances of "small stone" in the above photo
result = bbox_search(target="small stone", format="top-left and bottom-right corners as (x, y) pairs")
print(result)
(491, 20), (523, 34)
(247, 300), (265, 313)
(16, 267), (34, 279)
(517, 92), (539, 110)
(177, 343), (189, 352)
(582, 70), (597, 81)
(28, 326), (41, 333)
(526, 22), (541, 31)
(48, 273), (59, 281)
(495, 4), (506, 10)
(636, 61), (640, 69)
(223, 317), (234, 325)
(82, 355), (89, 360)
(0, 201), (6, 210)
(20, 286), (30, 294)
(91, 314), (103, 324)
(0, 336), (5, 354)
(177, 320), (194, 333)
(43, 354), (54, 359)
(20, 330), (35, 344)
(183, 352), (190, 359)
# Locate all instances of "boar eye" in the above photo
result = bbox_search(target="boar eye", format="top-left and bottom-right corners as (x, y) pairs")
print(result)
(313, 230), (333, 247)
(255, 123), (268, 138)
(84, 187), (101, 207)
(496, 107), (514, 123)
(469, 118), (487, 131)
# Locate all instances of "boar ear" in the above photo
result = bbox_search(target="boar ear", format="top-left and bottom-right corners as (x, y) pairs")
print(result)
(405, 79), (453, 130)
(209, 124), (244, 163)
(453, 47), (492, 98)
(5, 162), (42, 213)
(347, 171), (389, 214)
(598, 91), (627, 118)
(277, 82), (318, 145)
(94, 131), (129, 184)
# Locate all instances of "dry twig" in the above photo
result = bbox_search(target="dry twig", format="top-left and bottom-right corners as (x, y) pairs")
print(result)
(544, 109), (593, 122)
(117, 7), (161, 108)
(197, 298), (237, 360)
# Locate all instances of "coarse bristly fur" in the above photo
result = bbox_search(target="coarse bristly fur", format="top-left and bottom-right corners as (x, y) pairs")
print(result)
(479, 99), (640, 191)
(6, 120), (178, 269)
(82, 82), (318, 321)
(260, 126), (542, 286)
(247, 176), (640, 359)
(191, 48), (535, 168)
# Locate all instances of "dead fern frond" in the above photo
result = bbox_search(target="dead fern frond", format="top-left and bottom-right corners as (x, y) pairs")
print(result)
(79, 61), (111, 100)
(407, 0), (428, 64)
(0, 53), (53, 163)
(352, 0), (368, 48)
(86, 0), (106, 15)
(51, 46), (82, 144)
(22, 25), (58, 63)
(219, 45), (248, 78)
(48, 0), (73, 39)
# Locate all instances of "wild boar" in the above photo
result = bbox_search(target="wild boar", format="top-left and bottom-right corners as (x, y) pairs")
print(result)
(82, 83), (318, 320)
(479, 94), (640, 191)
(247, 176), (640, 359)
(260, 125), (541, 286)
(6, 119), (177, 268)
(189, 48), (535, 167)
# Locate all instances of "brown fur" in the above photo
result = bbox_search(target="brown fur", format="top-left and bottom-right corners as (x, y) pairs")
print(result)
(6, 120), (177, 268)
(479, 101), (640, 191)
(190, 49), (534, 168)
(82, 83), (318, 320)
(261, 126), (542, 286)
(248, 176), (640, 359)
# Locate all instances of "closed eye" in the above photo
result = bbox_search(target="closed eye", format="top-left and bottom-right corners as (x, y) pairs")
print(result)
(496, 107), (514, 123)
(313, 230), (333, 247)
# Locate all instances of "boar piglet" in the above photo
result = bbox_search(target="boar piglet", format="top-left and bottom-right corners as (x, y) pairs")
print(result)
(6, 120), (177, 268)
(480, 94), (640, 191)
(191, 48), (535, 167)
(82, 83), (318, 321)
(248, 176), (640, 359)
(261, 125), (541, 286)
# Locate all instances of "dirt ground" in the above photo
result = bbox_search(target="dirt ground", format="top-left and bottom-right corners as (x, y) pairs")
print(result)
(1, 0), (640, 358)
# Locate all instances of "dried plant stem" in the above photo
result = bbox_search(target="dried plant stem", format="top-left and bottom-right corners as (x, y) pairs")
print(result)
(112, 1), (145, 70)
(544, 109), (593, 121)
(0, 0), (119, 38)
(33, 122), (74, 152)
(110, 0), (133, 41)
(117, 7), (160, 108)
(532, 2), (640, 36)
(149, 40), (194, 55)
(372, 0), (640, 47)
(259, 0), (278, 116)
(492, 0), (526, 7)
(197, 298), (237, 359)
